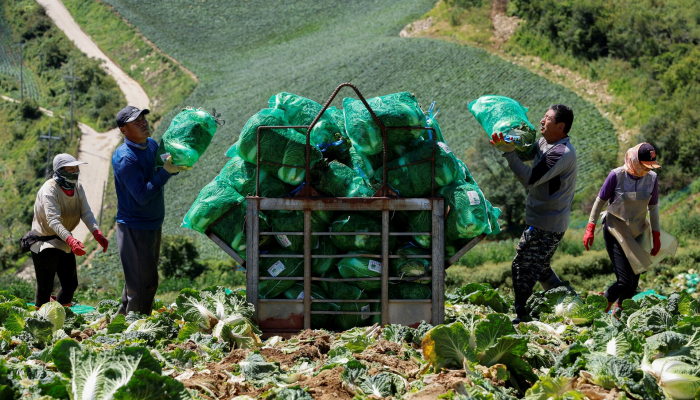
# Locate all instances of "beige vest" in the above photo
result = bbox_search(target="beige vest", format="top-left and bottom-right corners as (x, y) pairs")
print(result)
(30, 179), (98, 253)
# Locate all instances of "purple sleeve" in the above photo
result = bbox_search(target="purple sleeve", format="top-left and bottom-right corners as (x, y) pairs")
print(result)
(598, 171), (617, 202)
(649, 175), (659, 205)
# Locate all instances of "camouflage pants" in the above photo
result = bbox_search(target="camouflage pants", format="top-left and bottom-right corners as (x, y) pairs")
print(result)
(512, 226), (565, 318)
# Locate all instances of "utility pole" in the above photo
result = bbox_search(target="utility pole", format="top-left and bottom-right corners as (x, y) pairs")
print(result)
(63, 63), (80, 141)
(17, 40), (23, 100)
(39, 123), (61, 177)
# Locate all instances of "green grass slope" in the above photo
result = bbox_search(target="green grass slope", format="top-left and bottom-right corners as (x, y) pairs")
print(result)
(98, 0), (615, 257)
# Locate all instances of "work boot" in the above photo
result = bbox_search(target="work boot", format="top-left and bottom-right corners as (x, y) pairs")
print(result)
(539, 272), (564, 291)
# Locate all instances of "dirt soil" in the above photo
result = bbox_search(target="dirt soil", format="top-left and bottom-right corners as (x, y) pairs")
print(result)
(355, 340), (420, 377)
(299, 366), (354, 400)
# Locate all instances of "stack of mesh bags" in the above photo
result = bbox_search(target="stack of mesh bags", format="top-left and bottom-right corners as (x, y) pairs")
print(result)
(182, 91), (504, 330)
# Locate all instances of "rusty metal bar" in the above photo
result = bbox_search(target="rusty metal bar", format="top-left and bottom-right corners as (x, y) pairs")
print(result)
(431, 198), (445, 325)
(258, 197), (433, 211)
(260, 231), (432, 236)
(246, 197), (260, 322)
(303, 210), (312, 330)
(311, 311), (381, 315)
(208, 233), (246, 267)
(312, 277), (380, 282)
(446, 234), (486, 267)
(381, 210), (389, 326)
(312, 299), (381, 303)
(258, 277), (304, 281)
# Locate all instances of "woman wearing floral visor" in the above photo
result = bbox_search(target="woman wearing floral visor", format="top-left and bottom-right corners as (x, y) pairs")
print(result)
(582, 143), (673, 313)
(28, 153), (109, 308)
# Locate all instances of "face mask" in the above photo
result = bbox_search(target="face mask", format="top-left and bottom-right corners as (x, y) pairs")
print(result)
(57, 169), (80, 183)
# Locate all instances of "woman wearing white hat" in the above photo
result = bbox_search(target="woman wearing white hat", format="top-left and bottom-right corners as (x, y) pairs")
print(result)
(27, 153), (108, 308)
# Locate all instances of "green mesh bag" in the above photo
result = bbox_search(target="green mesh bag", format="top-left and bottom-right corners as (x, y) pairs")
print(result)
(349, 146), (383, 179)
(389, 283), (432, 299)
(390, 244), (430, 280)
(438, 182), (492, 241)
(229, 108), (322, 185)
(218, 153), (291, 197)
(375, 140), (464, 197)
(332, 290), (371, 330)
(330, 213), (395, 252)
(485, 199), (502, 236)
(338, 252), (382, 291)
(208, 199), (271, 255)
(404, 211), (431, 249)
(181, 179), (243, 234)
(269, 92), (340, 146)
(312, 237), (337, 277)
(468, 95), (537, 157)
(310, 160), (376, 197)
(155, 108), (218, 168)
(282, 283), (339, 328)
(258, 248), (304, 299)
(267, 210), (331, 253)
(343, 92), (426, 156)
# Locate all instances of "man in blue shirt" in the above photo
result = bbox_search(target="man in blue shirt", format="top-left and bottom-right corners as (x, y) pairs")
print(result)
(112, 106), (189, 315)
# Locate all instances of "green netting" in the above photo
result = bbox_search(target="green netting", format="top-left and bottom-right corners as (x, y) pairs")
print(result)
(332, 289), (371, 330)
(468, 95), (537, 157)
(403, 211), (431, 249)
(375, 140), (464, 197)
(349, 147), (383, 179)
(258, 248), (304, 299)
(282, 283), (339, 328)
(155, 108), (218, 168)
(182, 179), (243, 234)
(329, 213), (395, 252)
(208, 199), (272, 254)
(230, 108), (322, 185)
(218, 154), (290, 197)
(337, 252), (382, 291)
(343, 92), (426, 156)
(310, 160), (376, 197)
(268, 210), (332, 253)
(389, 283), (432, 299)
(391, 244), (430, 279)
(485, 199), (502, 236)
(269, 92), (340, 146)
(312, 237), (337, 277)
(438, 182), (492, 241)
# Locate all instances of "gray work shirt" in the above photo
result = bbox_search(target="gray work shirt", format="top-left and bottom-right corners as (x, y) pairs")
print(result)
(503, 136), (577, 232)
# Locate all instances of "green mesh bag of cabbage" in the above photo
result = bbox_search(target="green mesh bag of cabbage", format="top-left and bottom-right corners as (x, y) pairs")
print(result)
(390, 282), (431, 299)
(230, 108), (322, 185)
(310, 160), (377, 197)
(391, 244), (430, 280)
(155, 108), (218, 168)
(468, 95), (537, 158)
(343, 92), (427, 156)
(258, 248), (304, 298)
(218, 154), (292, 197)
(181, 179), (243, 234)
(438, 182), (501, 240)
(269, 92), (343, 147)
(267, 210), (332, 253)
(338, 252), (383, 291)
(375, 140), (465, 197)
(323, 281), (372, 330)
(282, 283), (339, 328)
(330, 213), (396, 252)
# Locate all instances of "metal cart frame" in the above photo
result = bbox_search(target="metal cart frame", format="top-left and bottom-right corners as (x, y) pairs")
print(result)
(207, 83), (484, 334)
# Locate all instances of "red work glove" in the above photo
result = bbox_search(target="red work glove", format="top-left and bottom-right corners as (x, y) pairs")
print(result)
(583, 223), (596, 251)
(92, 229), (109, 253)
(66, 236), (86, 256)
(651, 231), (661, 256)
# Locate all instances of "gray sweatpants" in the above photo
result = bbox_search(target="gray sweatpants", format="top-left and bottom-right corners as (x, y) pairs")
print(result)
(116, 223), (162, 316)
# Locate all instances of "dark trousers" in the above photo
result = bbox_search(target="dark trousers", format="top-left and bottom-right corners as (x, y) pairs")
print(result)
(31, 248), (78, 307)
(603, 228), (639, 304)
(116, 224), (161, 316)
(512, 226), (565, 318)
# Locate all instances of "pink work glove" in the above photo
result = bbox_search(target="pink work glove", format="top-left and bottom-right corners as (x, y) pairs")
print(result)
(66, 236), (86, 256)
(651, 231), (661, 256)
(583, 223), (596, 251)
(92, 229), (109, 253)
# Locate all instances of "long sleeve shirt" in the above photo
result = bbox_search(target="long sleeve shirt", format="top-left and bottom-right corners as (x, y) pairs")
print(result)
(502, 136), (578, 232)
(112, 137), (173, 230)
(31, 179), (99, 253)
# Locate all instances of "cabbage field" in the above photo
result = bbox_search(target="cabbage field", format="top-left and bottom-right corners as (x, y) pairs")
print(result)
(3, 283), (700, 399)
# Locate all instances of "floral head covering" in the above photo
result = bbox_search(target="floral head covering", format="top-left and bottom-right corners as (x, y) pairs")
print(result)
(624, 143), (651, 177)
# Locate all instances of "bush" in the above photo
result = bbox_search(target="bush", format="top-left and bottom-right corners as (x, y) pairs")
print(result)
(159, 235), (206, 279)
(19, 99), (41, 120)
(0, 274), (35, 302)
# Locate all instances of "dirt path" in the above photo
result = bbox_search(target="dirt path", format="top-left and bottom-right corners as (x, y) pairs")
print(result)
(35, 0), (150, 243)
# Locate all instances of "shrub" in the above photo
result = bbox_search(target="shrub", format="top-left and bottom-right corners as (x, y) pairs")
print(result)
(0, 274), (35, 302)
(159, 235), (206, 279)
(19, 99), (41, 120)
